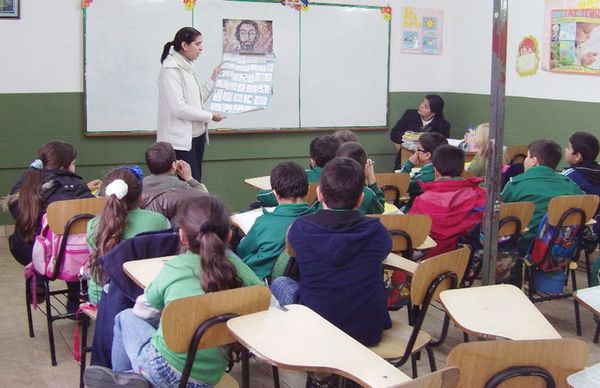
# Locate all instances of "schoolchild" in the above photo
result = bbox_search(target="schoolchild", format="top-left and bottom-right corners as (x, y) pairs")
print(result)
(501, 138), (584, 253)
(562, 131), (600, 235)
(335, 142), (385, 215)
(84, 196), (262, 387)
(396, 132), (448, 210)
(332, 129), (359, 145)
(237, 162), (317, 280)
(3, 141), (100, 313)
(256, 135), (339, 207)
(86, 167), (170, 305)
(271, 157), (392, 346)
(408, 145), (486, 258)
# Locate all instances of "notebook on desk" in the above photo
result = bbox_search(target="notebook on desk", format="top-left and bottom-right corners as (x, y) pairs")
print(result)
(231, 207), (276, 234)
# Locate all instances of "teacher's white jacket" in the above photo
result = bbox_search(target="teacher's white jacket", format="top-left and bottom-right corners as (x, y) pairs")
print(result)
(156, 55), (214, 151)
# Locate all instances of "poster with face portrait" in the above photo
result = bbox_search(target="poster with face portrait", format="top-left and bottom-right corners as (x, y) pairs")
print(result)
(543, 1), (600, 74)
(400, 7), (444, 55)
(223, 19), (273, 54)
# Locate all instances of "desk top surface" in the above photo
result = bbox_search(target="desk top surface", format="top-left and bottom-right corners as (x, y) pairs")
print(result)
(123, 256), (175, 289)
(567, 362), (600, 387)
(440, 284), (561, 340)
(227, 304), (410, 387)
(245, 176), (271, 190)
(575, 286), (600, 315)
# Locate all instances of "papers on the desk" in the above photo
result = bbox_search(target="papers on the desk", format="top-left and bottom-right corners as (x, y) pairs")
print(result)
(231, 207), (275, 234)
(244, 176), (271, 190)
(447, 138), (464, 147)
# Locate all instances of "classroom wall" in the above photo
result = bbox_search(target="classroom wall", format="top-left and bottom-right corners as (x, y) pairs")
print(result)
(1, 0), (599, 225)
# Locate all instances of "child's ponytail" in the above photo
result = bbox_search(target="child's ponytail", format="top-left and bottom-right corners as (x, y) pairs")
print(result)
(178, 196), (242, 292)
(15, 160), (45, 242)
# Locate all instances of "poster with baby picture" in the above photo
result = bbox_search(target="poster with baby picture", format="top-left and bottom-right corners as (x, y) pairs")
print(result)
(548, 9), (600, 74)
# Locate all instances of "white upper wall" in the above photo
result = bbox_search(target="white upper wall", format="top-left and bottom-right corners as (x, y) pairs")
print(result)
(1, 0), (599, 103)
(0, 0), (82, 93)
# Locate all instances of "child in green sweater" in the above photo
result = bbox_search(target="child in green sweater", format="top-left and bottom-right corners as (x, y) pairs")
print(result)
(238, 162), (317, 280)
(335, 142), (386, 214)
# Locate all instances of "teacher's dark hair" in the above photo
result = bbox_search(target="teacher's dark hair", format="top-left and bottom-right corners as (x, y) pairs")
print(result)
(161, 27), (202, 63)
(425, 94), (445, 118)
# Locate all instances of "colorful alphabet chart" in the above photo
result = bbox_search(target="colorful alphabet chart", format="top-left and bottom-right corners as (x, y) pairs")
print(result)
(208, 52), (275, 115)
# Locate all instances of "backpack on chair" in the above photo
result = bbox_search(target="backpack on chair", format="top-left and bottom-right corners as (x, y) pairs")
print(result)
(28, 213), (91, 282)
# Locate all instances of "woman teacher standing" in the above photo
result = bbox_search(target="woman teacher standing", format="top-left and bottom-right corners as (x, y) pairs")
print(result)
(389, 94), (451, 170)
(157, 27), (224, 182)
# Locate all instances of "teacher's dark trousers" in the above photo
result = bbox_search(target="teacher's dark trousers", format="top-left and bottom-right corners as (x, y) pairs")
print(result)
(175, 133), (206, 182)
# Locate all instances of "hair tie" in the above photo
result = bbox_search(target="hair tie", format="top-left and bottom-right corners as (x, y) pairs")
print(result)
(105, 179), (128, 200)
(121, 165), (144, 181)
(30, 159), (43, 170)
(199, 222), (217, 234)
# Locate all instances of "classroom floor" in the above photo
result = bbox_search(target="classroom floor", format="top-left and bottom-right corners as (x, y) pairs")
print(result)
(0, 226), (599, 387)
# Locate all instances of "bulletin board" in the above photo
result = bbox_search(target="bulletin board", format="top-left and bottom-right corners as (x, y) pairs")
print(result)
(84, 0), (390, 134)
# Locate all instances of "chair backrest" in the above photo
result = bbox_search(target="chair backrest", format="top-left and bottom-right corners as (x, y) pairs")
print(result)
(46, 197), (105, 234)
(162, 285), (271, 352)
(389, 367), (460, 388)
(505, 145), (528, 165)
(498, 201), (535, 237)
(411, 247), (470, 306)
(461, 169), (477, 179)
(305, 183), (319, 205)
(375, 173), (410, 204)
(547, 195), (599, 227)
(446, 339), (589, 388)
(370, 214), (432, 254)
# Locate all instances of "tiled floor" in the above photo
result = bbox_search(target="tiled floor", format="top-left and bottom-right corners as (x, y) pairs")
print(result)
(0, 232), (599, 387)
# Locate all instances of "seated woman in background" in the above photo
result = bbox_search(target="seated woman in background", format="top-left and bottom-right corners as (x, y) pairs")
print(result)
(85, 167), (170, 305)
(2, 141), (100, 314)
(389, 94), (451, 170)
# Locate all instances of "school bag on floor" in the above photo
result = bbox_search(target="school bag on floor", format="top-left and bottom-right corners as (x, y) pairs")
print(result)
(527, 213), (582, 273)
(26, 213), (91, 282)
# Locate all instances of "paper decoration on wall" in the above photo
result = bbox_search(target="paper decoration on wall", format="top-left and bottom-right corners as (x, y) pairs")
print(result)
(223, 19), (273, 54)
(543, 1), (600, 74)
(281, 0), (309, 11)
(516, 36), (540, 76)
(82, 0), (93, 9)
(380, 6), (392, 21)
(183, 0), (196, 11)
(207, 52), (275, 115)
(400, 7), (444, 55)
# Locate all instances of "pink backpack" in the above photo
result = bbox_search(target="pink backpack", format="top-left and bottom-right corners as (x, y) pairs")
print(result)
(27, 213), (91, 282)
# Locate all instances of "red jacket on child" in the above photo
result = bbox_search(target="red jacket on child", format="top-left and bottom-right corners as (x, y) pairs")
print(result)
(409, 177), (486, 258)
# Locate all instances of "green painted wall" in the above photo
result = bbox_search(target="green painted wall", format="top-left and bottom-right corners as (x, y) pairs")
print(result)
(1, 91), (598, 224)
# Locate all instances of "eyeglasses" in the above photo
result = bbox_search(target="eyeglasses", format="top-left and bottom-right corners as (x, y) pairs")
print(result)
(416, 148), (427, 153)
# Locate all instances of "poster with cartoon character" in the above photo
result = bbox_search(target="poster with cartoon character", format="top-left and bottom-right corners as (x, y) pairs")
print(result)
(516, 36), (540, 76)
(400, 7), (444, 55)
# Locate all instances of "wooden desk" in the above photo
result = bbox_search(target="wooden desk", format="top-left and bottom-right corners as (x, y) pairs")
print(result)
(123, 256), (175, 289)
(574, 286), (600, 316)
(567, 362), (600, 387)
(227, 304), (411, 387)
(245, 176), (271, 190)
(440, 284), (561, 340)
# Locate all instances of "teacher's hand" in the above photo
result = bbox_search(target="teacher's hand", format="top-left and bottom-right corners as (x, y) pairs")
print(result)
(211, 64), (222, 81)
(212, 113), (225, 122)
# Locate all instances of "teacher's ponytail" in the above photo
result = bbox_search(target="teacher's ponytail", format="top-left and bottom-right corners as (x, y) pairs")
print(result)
(160, 41), (174, 63)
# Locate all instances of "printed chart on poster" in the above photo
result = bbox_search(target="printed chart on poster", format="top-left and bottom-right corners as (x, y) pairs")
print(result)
(400, 7), (444, 55)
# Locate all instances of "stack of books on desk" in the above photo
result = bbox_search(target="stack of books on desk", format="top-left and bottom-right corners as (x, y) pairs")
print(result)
(401, 131), (422, 150)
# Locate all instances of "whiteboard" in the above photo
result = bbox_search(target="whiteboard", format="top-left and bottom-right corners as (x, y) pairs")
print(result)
(84, 0), (389, 133)
(299, 5), (389, 127)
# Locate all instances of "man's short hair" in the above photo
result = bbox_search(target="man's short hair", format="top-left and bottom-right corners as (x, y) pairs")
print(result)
(270, 162), (308, 199)
(332, 129), (359, 145)
(528, 138), (562, 169)
(309, 135), (339, 167)
(432, 145), (465, 177)
(336, 142), (367, 167)
(319, 157), (365, 209)
(569, 131), (600, 161)
(145, 142), (176, 175)
(419, 132), (449, 154)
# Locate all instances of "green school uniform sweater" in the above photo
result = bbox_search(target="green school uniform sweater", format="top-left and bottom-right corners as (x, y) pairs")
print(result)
(359, 183), (386, 215)
(145, 252), (262, 384)
(256, 166), (322, 207)
(398, 161), (435, 210)
(500, 165), (584, 252)
(237, 202), (318, 279)
(86, 208), (170, 304)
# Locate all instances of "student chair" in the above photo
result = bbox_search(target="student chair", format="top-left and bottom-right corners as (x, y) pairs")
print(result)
(523, 195), (599, 336)
(462, 201), (535, 287)
(375, 173), (410, 208)
(574, 285), (600, 343)
(25, 197), (104, 366)
(446, 339), (588, 388)
(369, 247), (470, 378)
(505, 144), (529, 165)
(161, 285), (271, 388)
(369, 214), (432, 260)
(389, 367), (460, 388)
